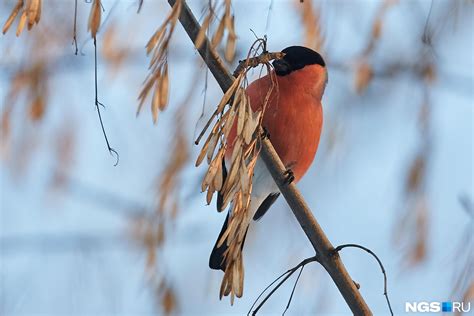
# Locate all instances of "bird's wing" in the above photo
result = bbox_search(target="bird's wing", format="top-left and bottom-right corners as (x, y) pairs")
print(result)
(253, 192), (280, 221)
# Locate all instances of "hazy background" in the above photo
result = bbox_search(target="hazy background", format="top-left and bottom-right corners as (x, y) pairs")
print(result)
(1, 0), (473, 315)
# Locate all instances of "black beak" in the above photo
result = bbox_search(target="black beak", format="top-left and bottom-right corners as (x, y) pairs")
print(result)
(272, 59), (292, 76)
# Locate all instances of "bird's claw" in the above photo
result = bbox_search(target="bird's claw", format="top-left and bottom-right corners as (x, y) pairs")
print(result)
(260, 127), (270, 140)
(283, 168), (295, 185)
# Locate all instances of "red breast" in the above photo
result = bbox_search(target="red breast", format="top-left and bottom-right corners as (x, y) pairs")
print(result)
(226, 63), (326, 182)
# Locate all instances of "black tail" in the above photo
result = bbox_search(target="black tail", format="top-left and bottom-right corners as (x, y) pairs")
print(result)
(209, 213), (248, 271)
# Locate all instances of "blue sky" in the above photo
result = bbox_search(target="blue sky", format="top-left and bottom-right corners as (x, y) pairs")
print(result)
(1, 0), (473, 315)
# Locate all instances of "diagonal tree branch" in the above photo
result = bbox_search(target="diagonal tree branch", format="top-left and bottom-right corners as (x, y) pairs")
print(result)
(169, 0), (373, 314)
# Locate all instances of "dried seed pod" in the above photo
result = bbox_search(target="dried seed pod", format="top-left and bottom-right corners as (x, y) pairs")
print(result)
(34, 0), (41, 23)
(372, 18), (382, 39)
(2, 0), (23, 35)
(27, 0), (40, 26)
(222, 154), (239, 194)
(146, 26), (166, 54)
(205, 151), (222, 187)
(159, 65), (169, 110)
(195, 14), (211, 49)
(354, 61), (373, 94)
(225, 33), (236, 62)
(224, 14), (236, 62)
(16, 10), (27, 37)
(243, 109), (260, 144)
(206, 187), (215, 205)
(230, 137), (242, 165)
(206, 132), (219, 164)
(211, 17), (226, 47)
(233, 257), (243, 297)
(220, 184), (235, 211)
(217, 75), (241, 113)
(222, 105), (237, 139)
(88, 0), (102, 38)
(231, 87), (243, 108)
(239, 161), (249, 195)
(29, 95), (44, 121)
(151, 80), (161, 124)
(236, 96), (246, 136)
(196, 133), (212, 167)
(213, 154), (224, 191)
(220, 269), (231, 299)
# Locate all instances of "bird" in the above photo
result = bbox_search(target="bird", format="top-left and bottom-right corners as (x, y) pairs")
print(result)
(209, 46), (327, 274)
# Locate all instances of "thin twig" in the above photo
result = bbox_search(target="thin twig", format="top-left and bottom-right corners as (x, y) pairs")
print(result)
(249, 256), (318, 315)
(422, 0), (434, 45)
(73, 0), (78, 55)
(283, 265), (304, 315)
(93, 37), (119, 166)
(333, 244), (394, 316)
(137, 0), (144, 13)
(264, 0), (274, 32)
(247, 270), (291, 315)
(194, 108), (218, 145)
(232, 51), (285, 78)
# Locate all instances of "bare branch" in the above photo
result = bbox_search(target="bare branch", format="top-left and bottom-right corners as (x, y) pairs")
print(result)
(169, 0), (373, 314)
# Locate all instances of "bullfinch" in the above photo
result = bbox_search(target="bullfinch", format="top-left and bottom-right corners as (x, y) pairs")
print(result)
(209, 46), (327, 272)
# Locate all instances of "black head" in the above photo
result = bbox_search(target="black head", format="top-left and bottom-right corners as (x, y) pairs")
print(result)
(272, 46), (325, 76)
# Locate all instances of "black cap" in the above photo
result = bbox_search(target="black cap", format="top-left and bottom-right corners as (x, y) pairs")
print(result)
(273, 46), (325, 76)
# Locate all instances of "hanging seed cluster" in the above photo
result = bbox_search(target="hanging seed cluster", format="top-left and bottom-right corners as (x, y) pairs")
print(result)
(2, 0), (42, 36)
(199, 0), (237, 62)
(195, 43), (284, 303)
(196, 72), (262, 303)
(353, 0), (396, 94)
(137, 0), (182, 123)
(295, 0), (324, 52)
